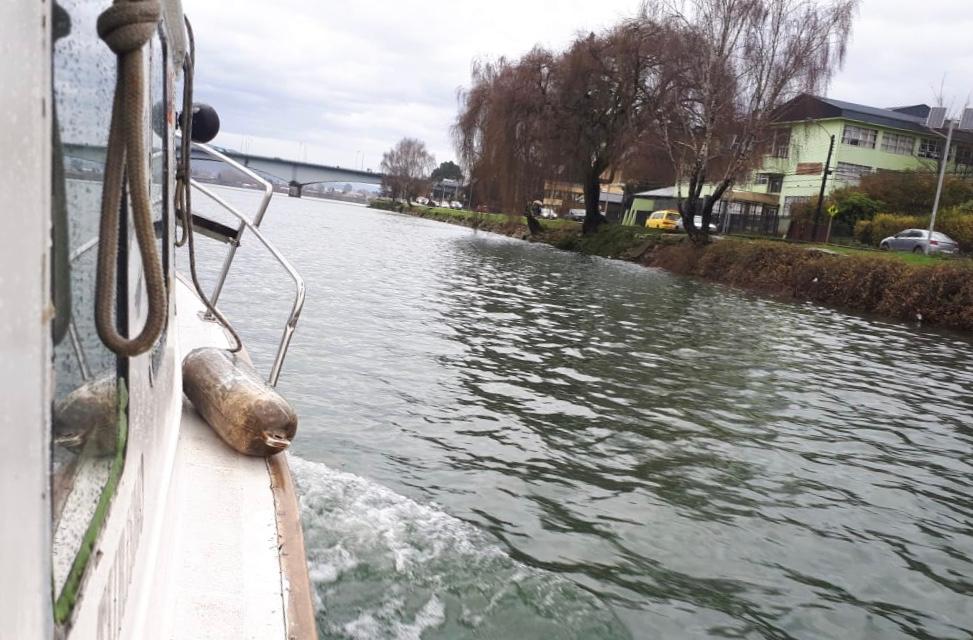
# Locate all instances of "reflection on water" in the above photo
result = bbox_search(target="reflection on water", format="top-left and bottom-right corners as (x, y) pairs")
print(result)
(197, 189), (973, 639)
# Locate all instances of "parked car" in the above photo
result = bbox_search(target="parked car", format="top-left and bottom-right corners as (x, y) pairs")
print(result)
(449, 200), (464, 209)
(567, 209), (587, 222)
(879, 229), (958, 254)
(538, 207), (558, 219)
(646, 209), (682, 231)
(676, 215), (717, 233)
(415, 196), (430, 206)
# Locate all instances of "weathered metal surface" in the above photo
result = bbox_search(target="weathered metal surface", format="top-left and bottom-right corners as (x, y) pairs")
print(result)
(267, 454), (318, 639)
(183, 347), (297, 456)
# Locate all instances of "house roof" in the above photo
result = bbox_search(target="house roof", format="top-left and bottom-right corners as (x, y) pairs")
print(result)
(633, 186), (678, 198)
(775, 94), (935, 135)
(600, 192), (624, 203)
(887, 104), (932, 119)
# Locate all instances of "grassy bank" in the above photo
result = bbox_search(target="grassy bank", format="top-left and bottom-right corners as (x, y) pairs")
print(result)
(370, 201), (973, 332)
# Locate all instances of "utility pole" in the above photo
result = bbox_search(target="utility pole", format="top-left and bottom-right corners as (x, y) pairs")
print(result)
(926, 118), (956, 254)
(812, 133), (835, 242)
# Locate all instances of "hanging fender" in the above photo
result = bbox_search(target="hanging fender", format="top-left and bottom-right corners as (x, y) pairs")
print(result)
(182, 347), (297, 457)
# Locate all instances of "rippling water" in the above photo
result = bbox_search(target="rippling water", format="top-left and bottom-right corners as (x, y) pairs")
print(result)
(192, 188), (973, 639)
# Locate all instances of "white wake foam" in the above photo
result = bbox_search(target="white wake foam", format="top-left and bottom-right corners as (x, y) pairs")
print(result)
(289, 455), (628, 640)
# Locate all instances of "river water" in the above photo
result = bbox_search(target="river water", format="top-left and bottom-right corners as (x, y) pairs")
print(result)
(192, 187), (973, 640)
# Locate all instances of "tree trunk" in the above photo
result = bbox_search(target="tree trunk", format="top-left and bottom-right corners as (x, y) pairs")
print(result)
(526, 213), (543, 235)
(696, 180), (732, 244)
(581, 169), (606, 236)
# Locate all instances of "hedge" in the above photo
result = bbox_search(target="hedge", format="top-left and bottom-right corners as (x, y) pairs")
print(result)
(853, 205), (973, 253)
(644, 239), (973, 331)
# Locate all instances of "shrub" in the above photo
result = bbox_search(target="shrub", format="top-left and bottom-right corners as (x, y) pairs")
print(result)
(854, 219), (873, 245)
(938, 203), (973, 252)
(368, 199), (399, 212)
(866, 214), (925, 246)
(858, 170), (973, 215)
(854, 206), (973, 252)
(644, 238), (973, 331)
(830, 189), (884, 235)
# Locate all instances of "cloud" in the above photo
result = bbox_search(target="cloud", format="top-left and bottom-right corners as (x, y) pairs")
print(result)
(183, 0), (973, 169)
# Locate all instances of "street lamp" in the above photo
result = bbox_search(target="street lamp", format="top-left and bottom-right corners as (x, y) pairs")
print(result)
(925, 117), (957, 254)
(806, 118), (835, 243)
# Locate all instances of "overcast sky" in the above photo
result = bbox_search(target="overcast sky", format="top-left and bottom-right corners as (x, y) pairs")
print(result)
(183, 0), (973, 171)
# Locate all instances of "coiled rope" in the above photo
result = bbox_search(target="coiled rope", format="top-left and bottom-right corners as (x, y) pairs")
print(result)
(94, 0), (167, 355)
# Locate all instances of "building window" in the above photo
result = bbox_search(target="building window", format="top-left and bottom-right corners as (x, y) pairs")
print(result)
(835, 161), (873, 185)
(754, 173), (769, 185)
(770, 129), (791, 158)
(842, 125), (878, 149)
(953, 144), (973, 166)
(881, 132), (915, 155)
(767, 174), (784, 193)
(918, 138), (942, 159)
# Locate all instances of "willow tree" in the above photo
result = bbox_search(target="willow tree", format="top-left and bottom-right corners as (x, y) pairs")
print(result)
(548, 22), (679, 234)
(453, 49), (555, 218)
(649, 0), (859, 241)
(455, 22), (677, 234)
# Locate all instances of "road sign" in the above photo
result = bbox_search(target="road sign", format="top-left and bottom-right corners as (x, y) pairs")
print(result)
(827, 204), (839, 217)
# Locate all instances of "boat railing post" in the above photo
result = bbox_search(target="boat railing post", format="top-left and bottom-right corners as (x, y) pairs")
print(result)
(182, 139), (274, 307)
(189, 179), (305, 386)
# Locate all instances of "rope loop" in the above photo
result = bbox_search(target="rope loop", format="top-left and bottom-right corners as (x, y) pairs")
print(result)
(96, 1), (160, 54)
(94, 0), (167, 356)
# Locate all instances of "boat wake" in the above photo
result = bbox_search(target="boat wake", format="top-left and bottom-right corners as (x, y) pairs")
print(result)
(289, 456), (629, 640)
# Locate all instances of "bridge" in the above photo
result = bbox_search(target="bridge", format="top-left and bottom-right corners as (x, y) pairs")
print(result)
(63, 143), (384, 196)
(190, 148), (384, 195)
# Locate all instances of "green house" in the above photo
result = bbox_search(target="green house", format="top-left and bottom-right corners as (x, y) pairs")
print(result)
(623, 94), (973, 235)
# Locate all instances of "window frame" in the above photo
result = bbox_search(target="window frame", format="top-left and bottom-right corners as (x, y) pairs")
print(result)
(917, 138), (942, 160)
(841, 124), (878, 149)
(770, 128), (791, 158)
(880, 132), (915, 156)
(766, 174), (784, 194)
(835, 161), (873, 185)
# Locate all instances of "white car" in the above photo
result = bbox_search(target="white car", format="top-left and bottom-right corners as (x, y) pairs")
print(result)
(538, 207), (558, 219)
(414, 196), (429, 206)
(449, 200), (464, 209)
(676, 215), (718, 233)
(880, 229), (958, 254)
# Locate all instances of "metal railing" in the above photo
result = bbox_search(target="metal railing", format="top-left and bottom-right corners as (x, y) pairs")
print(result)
(188, 142), (275, 306)
(187, 142), (305, 387)
(66, 237), (99, 382)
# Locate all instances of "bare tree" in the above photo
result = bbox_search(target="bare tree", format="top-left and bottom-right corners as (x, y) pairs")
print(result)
(649, 0), (859, 241)
(380, 138), (436, 203)
(455, 23), (676, 234)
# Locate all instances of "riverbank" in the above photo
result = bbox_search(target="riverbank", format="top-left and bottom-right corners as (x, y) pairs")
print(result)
(371, 202), (973, 333)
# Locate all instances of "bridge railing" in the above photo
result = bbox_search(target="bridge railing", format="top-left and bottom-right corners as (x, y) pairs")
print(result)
(186, 140), (305, 387)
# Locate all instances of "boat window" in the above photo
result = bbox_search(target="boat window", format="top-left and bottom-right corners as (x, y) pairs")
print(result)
(149, 28), (170, 379)
(48, 0), (135, 622)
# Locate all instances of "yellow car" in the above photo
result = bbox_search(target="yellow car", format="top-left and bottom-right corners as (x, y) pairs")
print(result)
(645, 209), (682, 230)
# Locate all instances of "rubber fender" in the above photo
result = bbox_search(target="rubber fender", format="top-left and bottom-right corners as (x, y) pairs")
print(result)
(53, 375), (118, 457)
(183, 347), (297, 456)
